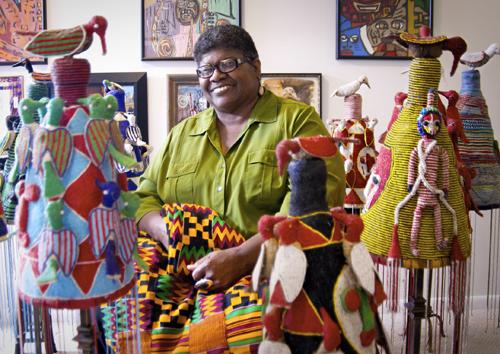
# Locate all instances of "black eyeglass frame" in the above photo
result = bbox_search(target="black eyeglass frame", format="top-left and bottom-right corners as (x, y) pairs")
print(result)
(196, 57), (251, 79)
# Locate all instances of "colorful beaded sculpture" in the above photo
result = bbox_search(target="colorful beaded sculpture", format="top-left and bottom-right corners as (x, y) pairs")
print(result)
(3, 59), (52, 225)
(455, 43), (500, 209)
(328, 85), (378, 211)
(16, 16), (139, 308)
(253, 136), (387, 354)
(361, 27), (470, 311)
(103, 79), (152, 191)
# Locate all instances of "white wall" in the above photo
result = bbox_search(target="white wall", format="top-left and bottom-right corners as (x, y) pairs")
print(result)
(1, 0), (499, 298)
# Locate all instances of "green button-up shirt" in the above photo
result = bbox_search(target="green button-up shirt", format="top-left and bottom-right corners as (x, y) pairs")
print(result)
(135, 90), (345, 238)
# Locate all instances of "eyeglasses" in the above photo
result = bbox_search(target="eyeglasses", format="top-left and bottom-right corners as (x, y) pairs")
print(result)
(196, 57), (250, 79)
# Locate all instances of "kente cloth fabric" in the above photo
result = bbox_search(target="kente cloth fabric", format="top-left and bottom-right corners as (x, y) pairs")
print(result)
(456, 69), (500, 210)
(361, 58), (471, 268)
(102, 203), (263, 353)
(135, 90), (345, 239)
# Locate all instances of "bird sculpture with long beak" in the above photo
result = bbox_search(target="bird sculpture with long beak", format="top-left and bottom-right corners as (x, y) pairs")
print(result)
(24, 16), (108, 57)
(330, 75), (370, 98)
(12, 58), (51, 83)
(459, 42), (499, 69)
(254, 135), (387, 354)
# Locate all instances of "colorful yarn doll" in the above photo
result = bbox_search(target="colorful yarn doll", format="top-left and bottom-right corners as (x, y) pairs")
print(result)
(16, 15), (139, 311)
(360, 26), (470, 315)
(328, 82), (378, 211)
(455, 43), (500, 209)
(103, 79), (152, 191)
(253, 136), (387, 354)
(394, 90), (455, 257)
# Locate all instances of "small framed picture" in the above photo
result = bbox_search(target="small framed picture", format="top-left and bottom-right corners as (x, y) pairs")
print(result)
(0, 0), (47, 65)
(261, 73), (322, 116)
(87, 72), (149, 141)
(336, 0), (433, 59)
(167, 74), (207, 131)
(142, 0), (241, 60)
(0, 76), (24, 138)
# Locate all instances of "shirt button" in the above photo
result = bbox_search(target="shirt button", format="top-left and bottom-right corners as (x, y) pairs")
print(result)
(216, 186), (222, 192)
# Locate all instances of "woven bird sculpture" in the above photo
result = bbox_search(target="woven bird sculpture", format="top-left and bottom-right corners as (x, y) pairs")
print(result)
(330, 75), (370, 98)
(24, 15), (108, 57)
(459, 43), (499, 69)
(12, 58), (51, 83)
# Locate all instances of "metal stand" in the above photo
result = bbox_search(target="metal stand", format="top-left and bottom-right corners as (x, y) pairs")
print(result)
(405, 269), (426, 354)
(74, 309), (95, 354)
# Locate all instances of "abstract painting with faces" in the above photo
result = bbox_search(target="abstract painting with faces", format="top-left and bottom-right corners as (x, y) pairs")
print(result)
(337, 0), (432, 59)
(143, 0), (240, 60)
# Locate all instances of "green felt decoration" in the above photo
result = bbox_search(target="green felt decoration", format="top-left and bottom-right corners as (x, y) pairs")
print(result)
(119, 191), (140, 218)
(46, 98), (64, 126)
(43, 160), (65, 199)
(79, 94), (118, 119)
(108, 143), (138, 168)
(37, 256), (58, 285)
(46, 199), (64, 230)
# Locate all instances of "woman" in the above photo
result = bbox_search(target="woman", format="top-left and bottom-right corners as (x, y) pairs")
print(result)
(132, 25), (345, 352)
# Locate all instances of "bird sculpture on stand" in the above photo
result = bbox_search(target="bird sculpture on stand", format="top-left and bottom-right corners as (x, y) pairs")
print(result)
(14, 16), (139, 353)
(24, 15), (107, 57)
(12, 58), (51, 84)
(459, 42), (499, 69)
(328, 77), (377, 213)
(330, 75), (370, 98)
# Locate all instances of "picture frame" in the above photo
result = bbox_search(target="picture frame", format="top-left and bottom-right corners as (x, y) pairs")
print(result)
(88, 72), (149, 141)
(167, 74), (207, 130)
(0, 0), (47, 65)
(142, 0), (241, 61)
(261, 73), (322, 116)
(0, 76), (24, 138)
(336, 0), (433, 60)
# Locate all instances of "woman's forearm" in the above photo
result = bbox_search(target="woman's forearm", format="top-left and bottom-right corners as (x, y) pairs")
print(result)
(138, 211), (168, 246)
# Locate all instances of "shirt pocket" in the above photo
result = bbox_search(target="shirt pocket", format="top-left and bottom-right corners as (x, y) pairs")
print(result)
(244, 149), (282, 205)
(165, 161), (198, 203)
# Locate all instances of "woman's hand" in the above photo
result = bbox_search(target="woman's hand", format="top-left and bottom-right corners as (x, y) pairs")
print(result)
(187, 248), (244, 291)
(187, 233), (265, 292)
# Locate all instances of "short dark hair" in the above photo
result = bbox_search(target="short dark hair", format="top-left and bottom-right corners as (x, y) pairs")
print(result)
(193, 25), (259, 64)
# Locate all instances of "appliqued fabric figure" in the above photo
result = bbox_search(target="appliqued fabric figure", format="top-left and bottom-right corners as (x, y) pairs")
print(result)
(455, 44), (500, 209)
(360, 27), (471, 316)
(104, 79), (152, 190)
(253, 136), (387, 354)
(16, 15), (139, 308)
(328, 90), (378, 211)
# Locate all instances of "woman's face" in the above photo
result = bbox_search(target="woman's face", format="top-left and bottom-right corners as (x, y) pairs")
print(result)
(197, 47), (261, 114)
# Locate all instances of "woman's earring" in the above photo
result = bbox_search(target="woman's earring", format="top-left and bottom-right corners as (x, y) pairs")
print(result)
(258, 84), (265, 96)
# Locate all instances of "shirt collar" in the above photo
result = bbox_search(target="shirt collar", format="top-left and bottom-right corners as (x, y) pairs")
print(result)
(188, 90), (278, 136)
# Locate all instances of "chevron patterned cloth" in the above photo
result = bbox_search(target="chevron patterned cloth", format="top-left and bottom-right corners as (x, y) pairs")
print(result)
(102, 203), (263, 353)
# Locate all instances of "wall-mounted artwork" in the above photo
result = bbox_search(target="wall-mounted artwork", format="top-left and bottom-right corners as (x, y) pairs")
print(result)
(168, 74), (207, 130)
(261, 73), (322, 116)
(142, 0), (241, 60)
(0, 76), (23, 138)
(87, 72), (149, 141)
(0, 0), (46, 65)
(336, 0), (433, 59)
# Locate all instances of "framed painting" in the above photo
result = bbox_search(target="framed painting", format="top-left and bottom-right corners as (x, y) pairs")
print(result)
(142, 0), (241, 60)
(0, 0), (47, 65)
(167, 74), (207, 130)
(336, 0), (433, 59)
(0, 76), (23, 138)
(87, 72), (149, 141)
(261, 73), (322, 116)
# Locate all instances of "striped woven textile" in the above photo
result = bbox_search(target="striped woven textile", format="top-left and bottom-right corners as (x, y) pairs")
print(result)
(102, 203), (262, 353)
(361, 58), (471, 268)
